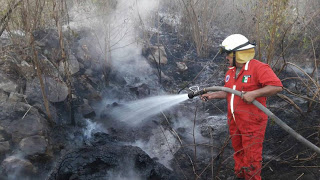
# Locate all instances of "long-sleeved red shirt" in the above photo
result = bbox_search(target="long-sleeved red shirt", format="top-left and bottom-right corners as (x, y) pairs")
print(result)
(224, 59), (283, 125)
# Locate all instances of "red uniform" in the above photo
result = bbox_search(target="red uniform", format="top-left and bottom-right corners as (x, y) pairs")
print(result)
(224, 59), (282, 180)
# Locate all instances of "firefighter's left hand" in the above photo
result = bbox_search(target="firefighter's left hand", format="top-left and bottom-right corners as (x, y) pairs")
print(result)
(241, 91), (257, 104)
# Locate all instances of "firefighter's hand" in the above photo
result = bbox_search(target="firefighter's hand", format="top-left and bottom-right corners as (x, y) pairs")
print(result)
(200, 93), (210, 102)
(241, 91), (257, 104)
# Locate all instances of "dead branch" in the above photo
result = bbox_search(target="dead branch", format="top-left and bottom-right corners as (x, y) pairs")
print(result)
(22, 0), (54, 126)
(277, 94), (304, 115)
(292, 166), (320, 168)
(285, 62), (320, 90)
(0, 0), (23, 37)
(53, 0), (75, 125)
(193, 104), (198, 179)
(197, 135), (231, 180)
(161, 111), (183, 145)
(283, 87), (320, 104)
(30, 33), (54, 125)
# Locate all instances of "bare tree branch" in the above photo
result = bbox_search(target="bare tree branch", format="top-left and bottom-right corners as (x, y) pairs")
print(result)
(0, 0), (23, 37)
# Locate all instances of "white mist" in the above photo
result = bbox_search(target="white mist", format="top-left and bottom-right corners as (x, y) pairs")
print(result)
(83, 119), (107, 139)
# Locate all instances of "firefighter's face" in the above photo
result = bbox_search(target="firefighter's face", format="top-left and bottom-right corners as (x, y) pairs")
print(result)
(226, 54), (233, 66)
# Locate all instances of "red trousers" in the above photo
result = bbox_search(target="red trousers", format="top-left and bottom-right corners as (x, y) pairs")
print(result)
(228, 113), (267, 180)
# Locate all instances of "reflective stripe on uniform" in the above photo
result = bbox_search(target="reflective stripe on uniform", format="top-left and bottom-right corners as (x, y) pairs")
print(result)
(231, 85), (236, 121)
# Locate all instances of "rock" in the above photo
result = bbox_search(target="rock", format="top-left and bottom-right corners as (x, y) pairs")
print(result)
(84, 69), (93, 76)
(76, 44), (91, 66)
(0, 126), (11, 142)
(0, 102), (31, 123)
(24, 79), (58, 122)
(90, 132), (118, 146)
(33, 29), (60, 63)
(129, 83), (151, 98)
(25, 78), (46, 104)
(0, 134), (4, 142)
(0, 90), (8, 102)
(132, 128), (181, 169)
(8, 114), (45, 143)
(109, 71), (127, 86)
(0, 57), (22, 80)
(0, 72), (18, 93)
(18, 61), (35, 80)
(79, 100), (96, 119)
(44, 77), (69, 102)
(19, 135), (48, 157)
(47, 144), (179, 180)
(0, 102), (47, 143)
(8, 92), (25, 102)
(145, 45), (168, 65)
(26, 77), (68, 103)
(0, 141), (10, 155)
(1, 156), (37, 176)
(39, 55), (61, 77)
(176, 62), (188, 71)
(74, 76), (102, 103)
(161, 71), (171, 82)
(33, 29), (59, 49)
(59, 54), (80, 75)
(199, 115), (228, 148)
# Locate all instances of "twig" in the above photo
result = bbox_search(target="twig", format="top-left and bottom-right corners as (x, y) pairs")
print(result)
(309, 36), (319, 84)
(180, 143), (216, 148)
(186, 153), (201, 179)
(197, 135), (231, 179)
(285, 62), (319, 91)
(193, 105), (198, 178)
(0, 0), (23, 37)
(161, 111), (183, 145)
(210, 127), (214, 180)
(295, 173), (304, 180)
(22, 106), (32, 119)
(294, 152), (317, 161)
(283, 87), (319, 103)
(277, 94), (304, 115)
(275, 9), (320, 71)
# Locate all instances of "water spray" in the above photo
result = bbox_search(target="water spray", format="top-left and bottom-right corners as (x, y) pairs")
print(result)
(187, 86), (320, 154)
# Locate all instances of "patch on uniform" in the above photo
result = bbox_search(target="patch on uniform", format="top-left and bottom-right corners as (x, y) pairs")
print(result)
(225, 75), (230, 82)
(242, 75), (251, 83)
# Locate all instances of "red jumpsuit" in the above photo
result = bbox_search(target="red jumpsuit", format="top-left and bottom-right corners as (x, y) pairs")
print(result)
(224, 59), (282, 180)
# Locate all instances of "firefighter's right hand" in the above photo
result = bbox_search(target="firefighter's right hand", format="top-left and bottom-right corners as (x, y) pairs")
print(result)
(200, 94), (210, 101)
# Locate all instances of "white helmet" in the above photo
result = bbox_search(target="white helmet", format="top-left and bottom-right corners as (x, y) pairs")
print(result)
(220, 34), (255, 54)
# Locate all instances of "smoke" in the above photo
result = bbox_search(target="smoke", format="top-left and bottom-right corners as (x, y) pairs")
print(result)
(1, 154), (37, 180)
(66, 0), (202, 172)
(83, 119), (107, 139)
(67, 0), (161, 85)
(130, 127), (180, 170)
(170, 111), (209, 143)
(106, 169), (142, 180)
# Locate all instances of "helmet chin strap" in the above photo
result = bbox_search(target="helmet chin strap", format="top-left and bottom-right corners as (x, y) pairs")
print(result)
(232, 51), (236, 67)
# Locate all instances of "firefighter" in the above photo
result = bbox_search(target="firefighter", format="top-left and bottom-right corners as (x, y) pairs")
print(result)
(201, 34), (283, 180)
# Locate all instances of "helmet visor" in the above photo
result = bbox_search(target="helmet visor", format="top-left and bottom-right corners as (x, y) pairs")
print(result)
(219, 46), (231, 55)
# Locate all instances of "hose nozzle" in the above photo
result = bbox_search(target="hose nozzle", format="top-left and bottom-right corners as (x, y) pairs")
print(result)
(188, 86), (207, 99)
(188, 91), (196, 99)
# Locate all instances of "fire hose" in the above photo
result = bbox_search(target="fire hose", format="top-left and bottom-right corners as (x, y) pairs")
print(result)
(188, 86), (320, 154)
